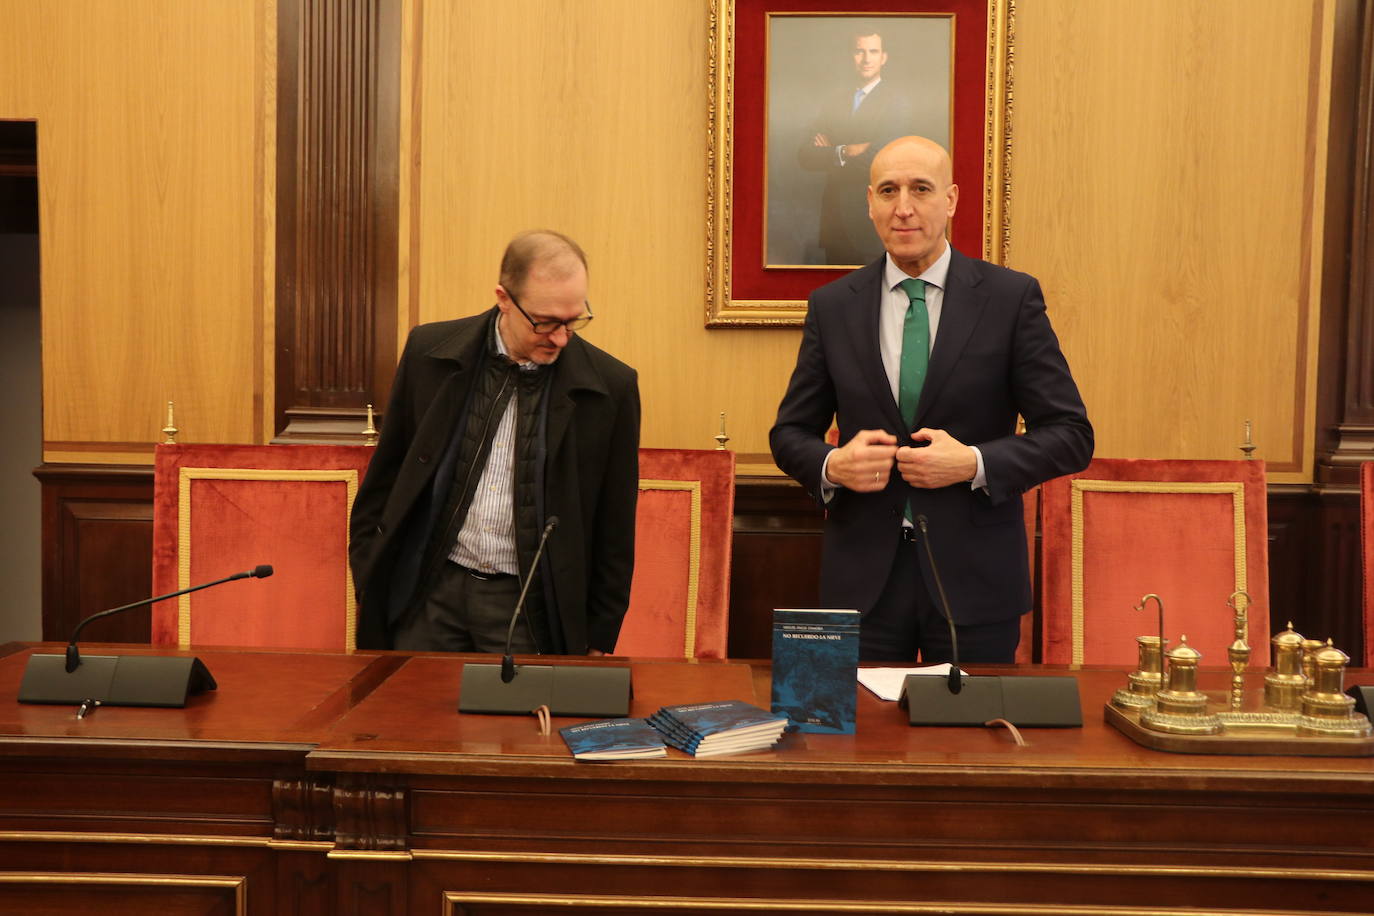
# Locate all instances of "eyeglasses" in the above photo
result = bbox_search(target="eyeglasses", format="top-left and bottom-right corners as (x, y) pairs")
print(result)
(506, 290), (594, 335)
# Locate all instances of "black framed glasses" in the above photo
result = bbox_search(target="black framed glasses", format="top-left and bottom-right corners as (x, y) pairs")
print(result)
(506, 291), (594, 335)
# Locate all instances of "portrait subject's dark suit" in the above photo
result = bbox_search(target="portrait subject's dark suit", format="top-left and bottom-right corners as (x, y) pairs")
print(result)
(349, 308), (641, 654)
(770, 248), (1092, 627)
(798, 80), (915, 265)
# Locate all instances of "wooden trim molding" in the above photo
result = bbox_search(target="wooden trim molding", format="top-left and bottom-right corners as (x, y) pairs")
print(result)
(274, 0), (401, 443)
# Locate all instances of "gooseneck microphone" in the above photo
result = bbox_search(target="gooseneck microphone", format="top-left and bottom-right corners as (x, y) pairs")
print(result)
(500, 517), (559, 683)
(915, 515), (962, 694)
(65, 565), (274, 673)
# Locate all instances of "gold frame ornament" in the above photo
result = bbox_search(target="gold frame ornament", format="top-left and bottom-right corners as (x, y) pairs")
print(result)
(705, 0), (1014, 327)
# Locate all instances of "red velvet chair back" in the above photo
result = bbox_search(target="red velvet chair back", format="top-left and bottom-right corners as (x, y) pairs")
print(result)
(614, 448), (735, 659)
(1362, 462), (1374, 666)
(1040, 458), (1270, 667)
(151, 444), (374, 650)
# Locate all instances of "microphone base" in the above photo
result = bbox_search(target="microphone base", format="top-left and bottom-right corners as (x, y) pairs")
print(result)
(459, 662), (631, 718)
(18, 654), (217, 708)
(900, 674), (1082, 727)
(1347, 686), (1374, 718)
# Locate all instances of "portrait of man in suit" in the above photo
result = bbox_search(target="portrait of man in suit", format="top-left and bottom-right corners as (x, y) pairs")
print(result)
(770, 136), (1092, 663)
(766, 17), (950, 267)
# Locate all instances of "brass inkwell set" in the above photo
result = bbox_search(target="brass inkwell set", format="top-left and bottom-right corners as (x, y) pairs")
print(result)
(1105, 592), (1374, 755)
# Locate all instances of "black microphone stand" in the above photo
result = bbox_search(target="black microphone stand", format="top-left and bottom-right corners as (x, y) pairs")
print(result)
(915, 515), (962, 694)
(66, 566), (274, 672)
(19, 566), (274, 711)
(501, 518), (558, 682)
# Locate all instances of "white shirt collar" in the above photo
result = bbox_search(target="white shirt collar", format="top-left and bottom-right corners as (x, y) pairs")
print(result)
(883, 241), (952, 293)
(493, 311), (539, 370)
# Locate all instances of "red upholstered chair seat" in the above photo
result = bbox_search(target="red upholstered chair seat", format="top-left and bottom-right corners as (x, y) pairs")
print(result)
(614, 448), (735, 659)
(1362, 462), (1374, 667)
(151, 444), (374, 650)
(1040, 458), (1270, 668)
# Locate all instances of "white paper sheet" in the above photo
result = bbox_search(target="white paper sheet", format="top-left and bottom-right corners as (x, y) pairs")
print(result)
(857, 664), (963, 702)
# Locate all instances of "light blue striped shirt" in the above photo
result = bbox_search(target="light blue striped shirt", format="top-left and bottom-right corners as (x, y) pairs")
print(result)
(449, 321), (537, 575)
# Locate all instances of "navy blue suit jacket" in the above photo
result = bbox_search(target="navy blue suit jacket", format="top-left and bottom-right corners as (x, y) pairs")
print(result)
(770, 248), (1092, 625)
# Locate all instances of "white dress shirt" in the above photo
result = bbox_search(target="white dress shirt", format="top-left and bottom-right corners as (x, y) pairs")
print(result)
(822, 243), (987, 492)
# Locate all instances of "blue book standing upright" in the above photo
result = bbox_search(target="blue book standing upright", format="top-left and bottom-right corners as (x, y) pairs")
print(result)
(770, 608), (860, 734)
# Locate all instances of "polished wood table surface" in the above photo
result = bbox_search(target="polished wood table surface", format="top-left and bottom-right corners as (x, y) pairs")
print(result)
(2, 641), (1373, 916)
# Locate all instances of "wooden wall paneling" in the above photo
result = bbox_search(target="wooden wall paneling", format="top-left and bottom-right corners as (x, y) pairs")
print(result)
(275, 0), (401, 442)
(332, 858), (409, 916)
(0, 875), (243, 916)
(1307, 494), (1364, 651)
(0, 836), (268, 912)
(0, 756), (288, 912)
(1266, 487), (1362, 652)
(1009, 1), (1328, 481)
(411, 0), (800, 456)
(728, 478), (824, 659)
(36, 465), (153, 644)
(275, 848), (336, 916)
(0, 0), (266, 456)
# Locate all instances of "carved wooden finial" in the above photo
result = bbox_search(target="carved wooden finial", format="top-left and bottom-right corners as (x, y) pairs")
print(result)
(1239, 419), (1257, 460)
(714, 411), (730, 450)
(363, 404), (379, 446)
(161, 400), (178, 444)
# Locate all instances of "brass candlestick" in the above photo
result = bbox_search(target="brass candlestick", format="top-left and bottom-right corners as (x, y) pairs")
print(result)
(714, 411), (730, 450)
(1226, 590), (1252, 712)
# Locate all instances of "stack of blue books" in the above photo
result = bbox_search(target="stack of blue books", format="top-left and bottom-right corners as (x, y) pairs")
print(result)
(647, 700), (788, 757)
(559, 718), (667, 760)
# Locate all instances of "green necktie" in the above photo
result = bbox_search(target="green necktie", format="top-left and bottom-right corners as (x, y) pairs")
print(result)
(897, 278), (928, 430)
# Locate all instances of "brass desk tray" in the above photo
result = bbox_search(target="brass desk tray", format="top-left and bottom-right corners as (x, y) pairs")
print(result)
(1106, 701), (1374, 757)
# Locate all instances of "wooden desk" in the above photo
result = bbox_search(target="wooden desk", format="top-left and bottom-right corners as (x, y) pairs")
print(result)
(3, 642), (1373, 915)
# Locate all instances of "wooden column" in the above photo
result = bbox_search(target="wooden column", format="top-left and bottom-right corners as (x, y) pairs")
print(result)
(1317, 0), (1374, 487)
(1294, 0), (1372, 652)
(274, 0), (401, 442)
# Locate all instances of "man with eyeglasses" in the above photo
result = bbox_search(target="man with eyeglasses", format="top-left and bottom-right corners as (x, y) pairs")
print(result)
(350, 230), (640, 656)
